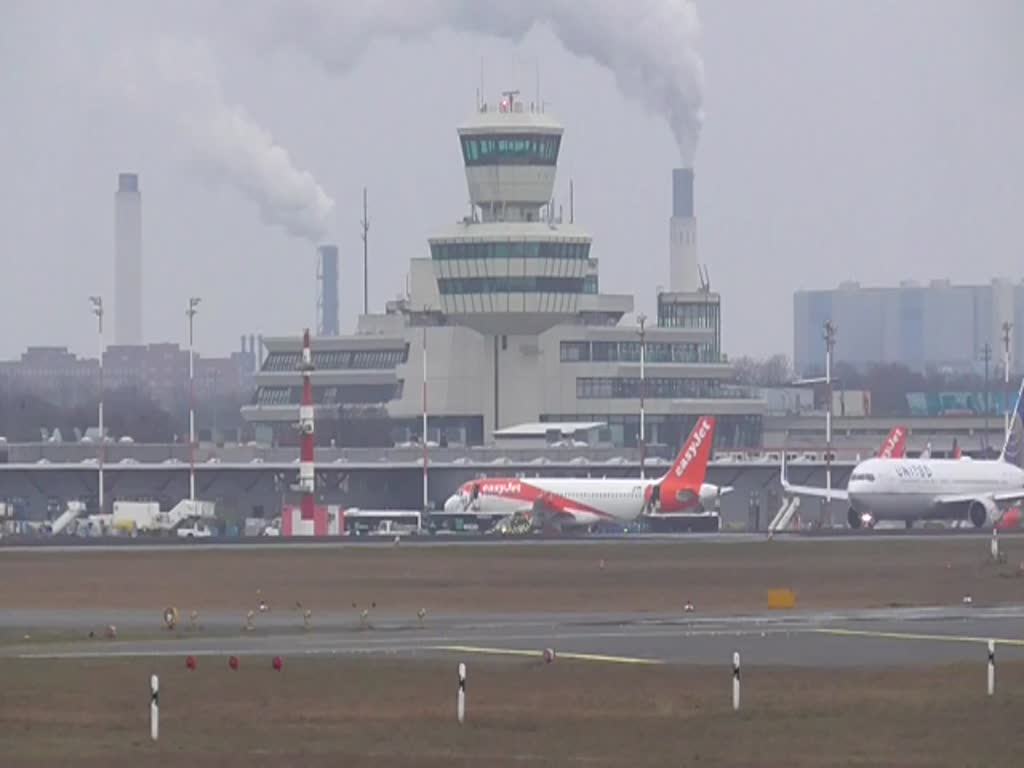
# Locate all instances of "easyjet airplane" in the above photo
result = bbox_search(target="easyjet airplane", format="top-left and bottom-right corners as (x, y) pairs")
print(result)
(442, 416), (724, 529)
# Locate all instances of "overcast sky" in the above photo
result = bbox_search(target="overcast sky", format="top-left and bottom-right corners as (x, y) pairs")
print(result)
(2, 0), (1021, 362)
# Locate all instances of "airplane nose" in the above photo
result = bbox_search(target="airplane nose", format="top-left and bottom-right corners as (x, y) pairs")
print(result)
(444, 494), (461, 513)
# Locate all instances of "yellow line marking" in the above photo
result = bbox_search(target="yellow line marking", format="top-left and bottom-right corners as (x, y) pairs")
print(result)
(432, 645), (664, 665)
(815, 628), (1024, 646)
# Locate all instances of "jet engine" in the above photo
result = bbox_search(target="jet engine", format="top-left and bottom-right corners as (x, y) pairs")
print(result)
(847, 507), (862, 529)
(968, 498), (999, 529)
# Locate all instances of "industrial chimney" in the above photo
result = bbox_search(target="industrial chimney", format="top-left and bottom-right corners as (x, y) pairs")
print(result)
(317, 244), (340, 336)
(669, 168), (700, 293)
(114, 172), (143, 344)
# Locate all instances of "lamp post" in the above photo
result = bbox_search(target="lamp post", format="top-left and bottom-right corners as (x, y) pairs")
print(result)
(637, 313), (647, 479)
(422, 320), (429, 512)
(981, 343), (993, 452)
(186, 297), (201, 502)
(89, 296), (104, 513)
(823, 321), (837, 526)
(1002, 323), (1013, 437)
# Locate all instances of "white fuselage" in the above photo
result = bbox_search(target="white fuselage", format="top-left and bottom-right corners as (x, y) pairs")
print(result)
(443, 477), (723, 525)
(847, 457), (1024, 521)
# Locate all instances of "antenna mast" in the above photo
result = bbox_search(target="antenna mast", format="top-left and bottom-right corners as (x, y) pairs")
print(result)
(360, 187), (369, 315)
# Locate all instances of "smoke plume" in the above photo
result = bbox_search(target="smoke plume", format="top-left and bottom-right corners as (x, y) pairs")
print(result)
(124, 39), (335, 243)
(257, 0), (705, 163)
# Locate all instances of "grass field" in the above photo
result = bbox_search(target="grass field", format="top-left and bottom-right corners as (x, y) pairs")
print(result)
(3, 656), (1023, 767)
(1, 538), (1023, 616)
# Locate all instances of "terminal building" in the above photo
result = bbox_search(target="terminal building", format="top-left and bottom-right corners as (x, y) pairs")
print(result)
(794, 279), (1023, 377)
(243, 92), (764, 451)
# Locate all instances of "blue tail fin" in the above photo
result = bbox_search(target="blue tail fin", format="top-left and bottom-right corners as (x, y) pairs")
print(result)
(1000, 378), (1024, 469)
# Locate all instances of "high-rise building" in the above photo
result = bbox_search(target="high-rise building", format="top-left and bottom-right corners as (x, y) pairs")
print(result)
(793, 279), (1021, 376)
(114, 172), (142, 345)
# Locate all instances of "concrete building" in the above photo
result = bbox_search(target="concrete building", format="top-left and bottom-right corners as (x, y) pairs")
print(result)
(0, 342), (256, 414)
(114, 173), (143, 345)
(0, 347), (99, 409)
(794, 279), (1021, 377)
(243, 92), (764, 450)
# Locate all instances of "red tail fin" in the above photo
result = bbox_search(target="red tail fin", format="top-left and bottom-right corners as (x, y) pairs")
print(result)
(665, 416), (716, 488)
(878, 427), (907, 459)
(952, 438), (962, 459)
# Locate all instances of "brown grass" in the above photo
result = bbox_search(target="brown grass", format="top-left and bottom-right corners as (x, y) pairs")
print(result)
(1, 539), (1023, 615)
(2, 656), (1024, 767)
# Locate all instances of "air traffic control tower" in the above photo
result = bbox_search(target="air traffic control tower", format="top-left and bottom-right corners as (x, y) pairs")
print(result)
(429, 90), (593, 335)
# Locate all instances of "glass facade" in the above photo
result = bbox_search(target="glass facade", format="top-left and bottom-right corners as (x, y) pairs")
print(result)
(576, 377), (722, 399)
(541, 413), (762, 450)
(658, 300), (720, 330)
(460, 133), (561, 166)
(430, 241), (590, 261)
(438, 277), (584, 295)
(657, 298), (721, 361)
(254, 382), (403, 406)
(262, 348), (408, 372)
(560, 341), (713, 364)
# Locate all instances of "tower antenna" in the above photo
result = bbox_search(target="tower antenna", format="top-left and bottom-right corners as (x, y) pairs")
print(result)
(535, 59), (541, 112)
(360, 187), (369, 315)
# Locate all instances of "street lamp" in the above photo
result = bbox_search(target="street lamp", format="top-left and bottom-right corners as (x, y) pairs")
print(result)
(422, 318), (429, 512)
(1003, 322), (1013, 437)
(981, 343), (993, 452)
(637, 313), (647, 479)
(89, 296), (104, 513)
(186, 297), (201, 502)
(823, 321), (837, 525)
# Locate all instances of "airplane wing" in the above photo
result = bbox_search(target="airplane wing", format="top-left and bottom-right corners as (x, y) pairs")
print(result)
(529, 496), (592, 529)
(780, 455), (849, 501)
(780, 481), (849, 502)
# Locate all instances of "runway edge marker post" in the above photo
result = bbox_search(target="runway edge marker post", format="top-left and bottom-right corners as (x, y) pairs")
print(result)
(732, 652), (741, 712)
(457, 662), (467, 724)
(988, 640), (995, 697)
(150, 674), (159, 741)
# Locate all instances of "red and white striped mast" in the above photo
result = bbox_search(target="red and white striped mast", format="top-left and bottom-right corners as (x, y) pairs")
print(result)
(298, 328), (316, 521)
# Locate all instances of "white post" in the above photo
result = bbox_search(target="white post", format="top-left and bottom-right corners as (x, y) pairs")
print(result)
(991, 528), (999, 561)
(422, 324), (429, 512)
(638, 314), (646, 480)
(1004, 322), (1013, 438)
(825, 341), (832, 507)
(150, 674), (159, 741)
(457, 662), (466, 723)
(732, 651), (741, 711)
(187, 298), (199, 502)
(90, 297), (105, 513)
(988, 640), (995, 696)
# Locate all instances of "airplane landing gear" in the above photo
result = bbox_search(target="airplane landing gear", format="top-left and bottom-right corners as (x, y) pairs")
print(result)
(847, 507), (862, 529)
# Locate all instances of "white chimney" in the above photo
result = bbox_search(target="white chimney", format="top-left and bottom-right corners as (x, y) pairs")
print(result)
(115, 172), (143, 345)
(669, 168), (700, 292)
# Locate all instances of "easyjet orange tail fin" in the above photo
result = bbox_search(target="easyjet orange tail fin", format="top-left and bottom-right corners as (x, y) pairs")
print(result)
(878, 426), (907, 459)
(665, 416), (717, 488)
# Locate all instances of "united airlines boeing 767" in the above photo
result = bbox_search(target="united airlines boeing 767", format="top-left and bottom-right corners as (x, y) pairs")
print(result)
(783, 380), (1024, 529)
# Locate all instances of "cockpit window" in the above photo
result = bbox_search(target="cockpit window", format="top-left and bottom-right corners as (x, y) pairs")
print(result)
(850, 473), (876, 482)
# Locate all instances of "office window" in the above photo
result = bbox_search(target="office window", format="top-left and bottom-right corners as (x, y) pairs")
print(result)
(560, 341), (591, 362)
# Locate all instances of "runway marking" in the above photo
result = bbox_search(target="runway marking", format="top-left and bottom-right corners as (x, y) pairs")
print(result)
(815, 628), (1024, 647)
(432, 644), (664, 665)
